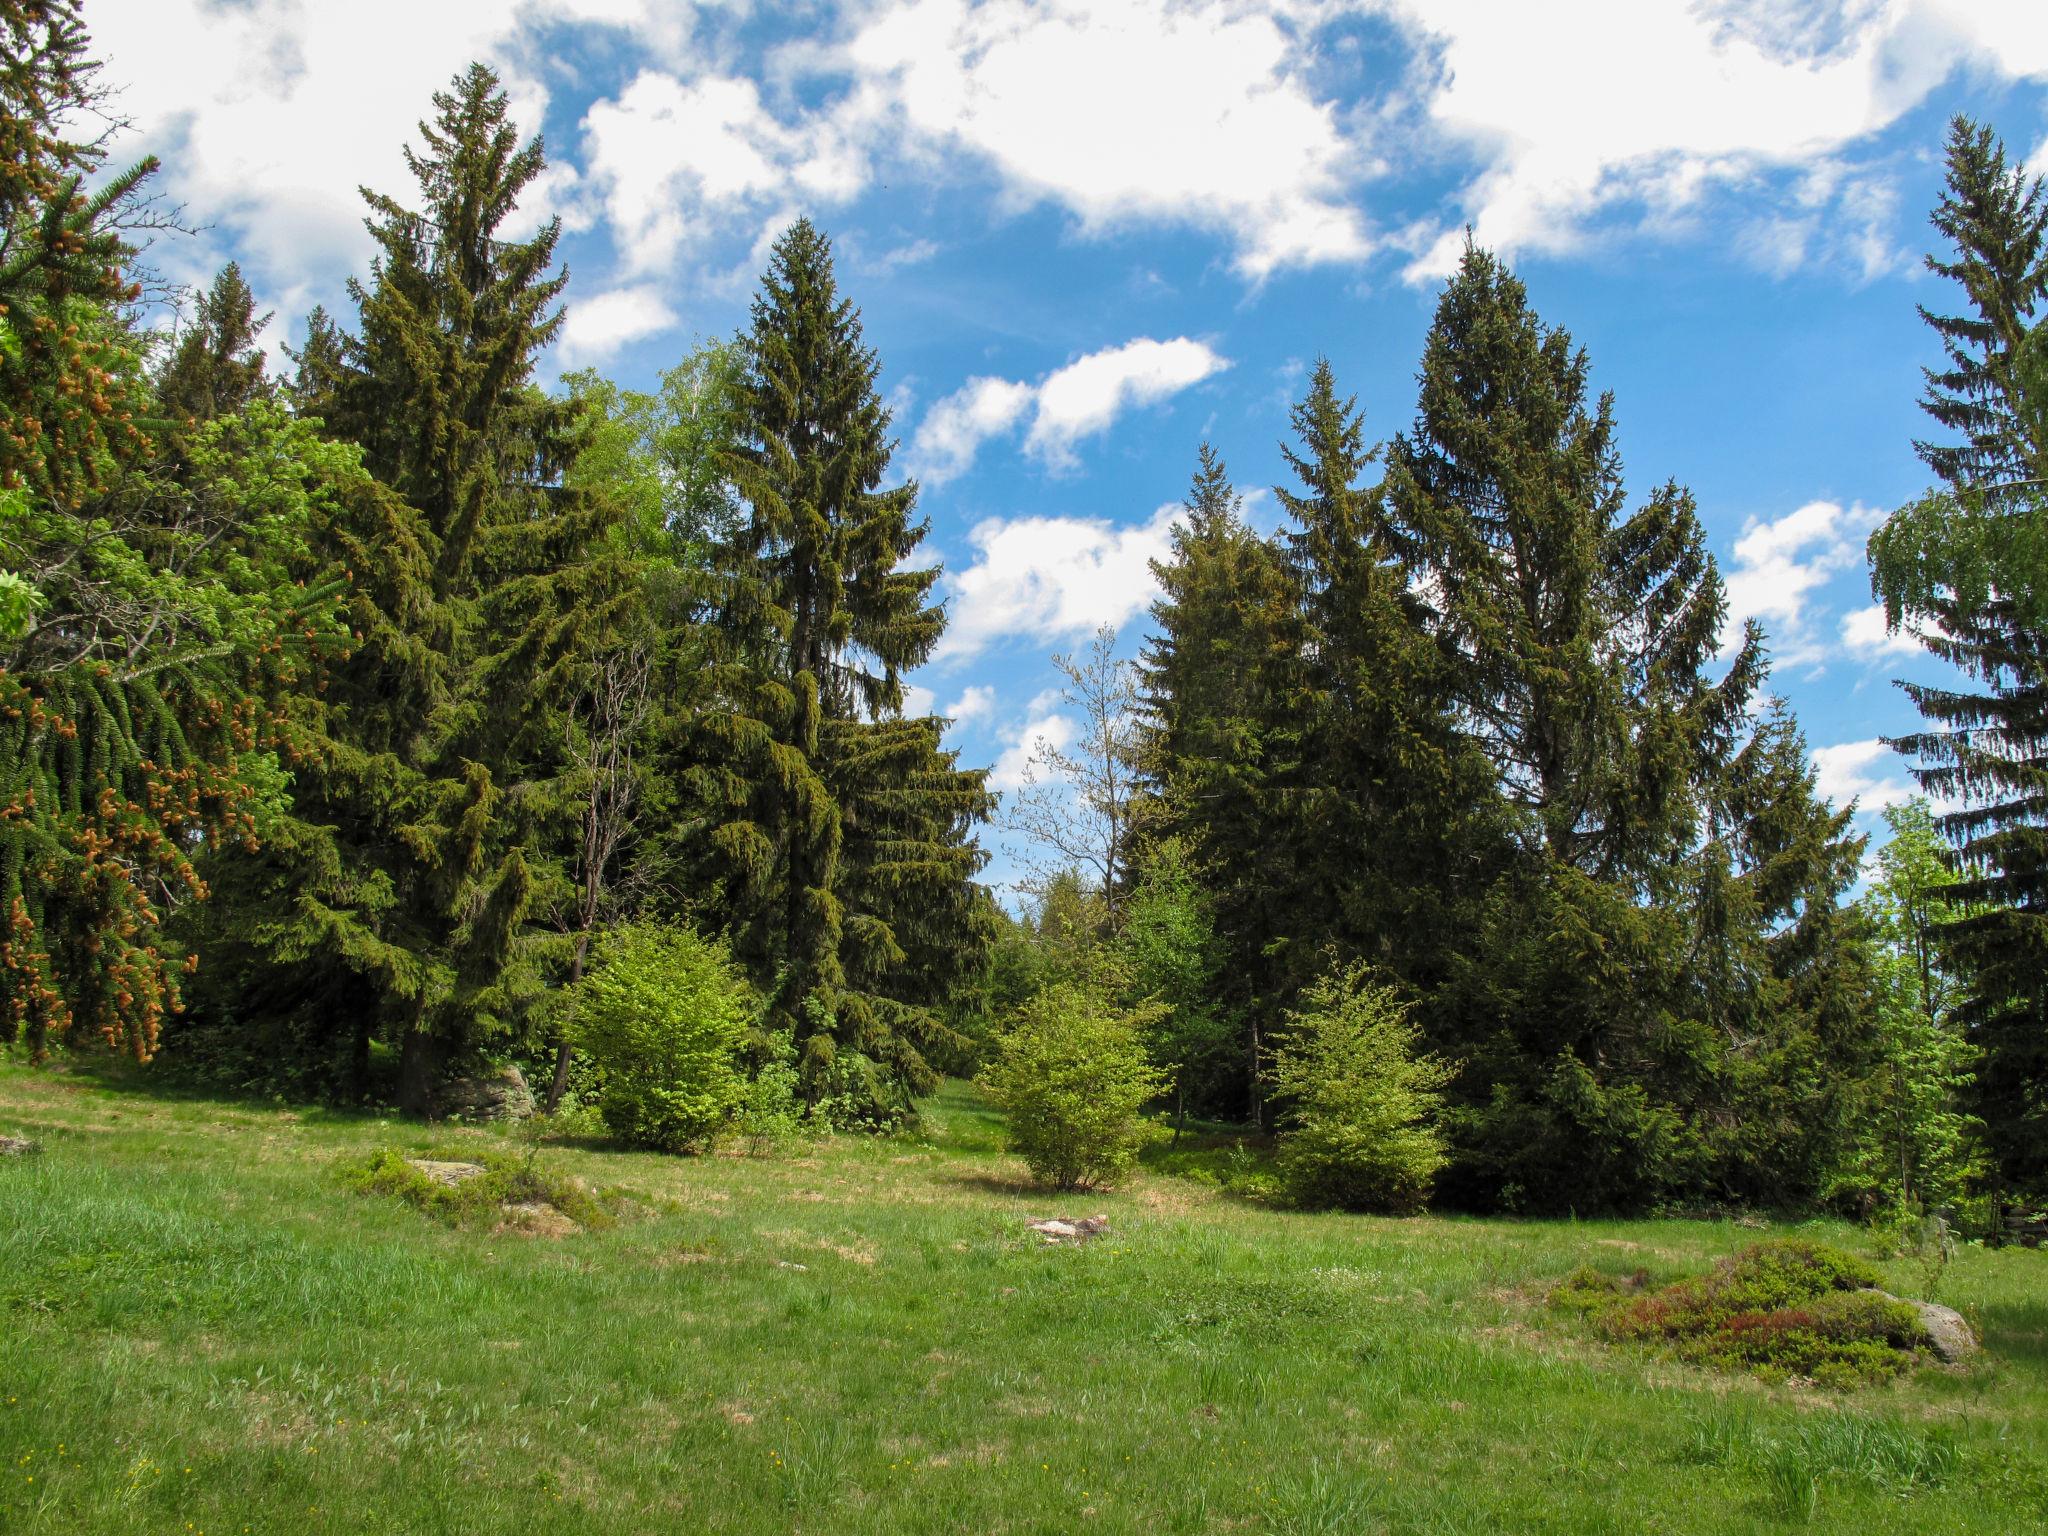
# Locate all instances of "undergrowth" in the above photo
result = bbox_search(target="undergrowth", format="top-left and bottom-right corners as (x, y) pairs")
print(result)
(1551, 1239), (1935, 1388)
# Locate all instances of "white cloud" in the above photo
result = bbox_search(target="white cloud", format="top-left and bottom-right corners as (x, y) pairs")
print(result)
(88, 1), (603, 317)
(990, 711), (1075, 793)
(1811, 737), (1913, 812)
(911, 377), (1036, 485)
(900, 683), (937, 716)
(946, 685), (998, 725)
(1840, 603), (1926, 661)
(1026, 338), (1231, 468)
(841, 0), (1371, 277)
(580, 69), (867, 274)
(558, 283), (679, 364)
(936, 502), (1181, 663)
(1721, 499), (1875, 668)
(1378, 0), (2048, 280)
(912, 338), (1227, 483)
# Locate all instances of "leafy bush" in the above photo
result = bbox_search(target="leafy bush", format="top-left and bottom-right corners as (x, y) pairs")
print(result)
(1270, 964), (1454, 1213)
(571, 924), (755, 1152)
(1553, 1239), (1933, 1387)
(979, 982), (1166, 1191)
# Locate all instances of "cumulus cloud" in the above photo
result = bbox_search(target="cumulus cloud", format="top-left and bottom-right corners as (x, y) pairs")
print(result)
(946, 685), (998, 725)
(88, 0), (605, 315)
(1027, 338), (1231, 468)
(936, 502), (1181, 662)
(1840, 603), (1927, 661)
(912, 338), (1227, 483)
(1379, 0), (2048, 280)
(1721, 499), (1876, 668)
(911, 377), (1037, 485)
(989, 709), (1075, 793)
(558, 283), (679, 364)
(1811, 737), (1914, 812)
(841, 0), (1370, 277)
(580, 70), (866, 274)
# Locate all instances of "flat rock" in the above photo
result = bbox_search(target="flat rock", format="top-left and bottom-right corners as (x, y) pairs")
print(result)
(498, 1199), (579, 1238)
(406, 1158), (487, 1187)
(1027, 1214), (1109, 1245)
(0, 1134), (38, 1157)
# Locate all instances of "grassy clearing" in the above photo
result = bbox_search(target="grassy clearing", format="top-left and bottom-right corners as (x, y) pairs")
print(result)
(1, 1062), (2044, 1534)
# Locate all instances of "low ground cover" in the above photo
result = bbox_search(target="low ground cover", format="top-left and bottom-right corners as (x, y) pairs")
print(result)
(2, 1062), (2044, 1534)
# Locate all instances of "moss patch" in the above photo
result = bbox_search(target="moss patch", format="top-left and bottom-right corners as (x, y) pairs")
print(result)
(340, 1146), (627, 1231)
(1551, 1239), (1934, 1388)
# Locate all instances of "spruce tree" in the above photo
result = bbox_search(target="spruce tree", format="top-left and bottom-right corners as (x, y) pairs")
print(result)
(696, 219), (987, 1113)
(203, 64), (623, 1112)
(1876, 118), (2048, 1194)
(159, 263), (271, 426)
(1138, 445), (1297, 1115)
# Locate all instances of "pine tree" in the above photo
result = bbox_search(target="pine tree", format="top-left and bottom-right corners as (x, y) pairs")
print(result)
(695, 219), (986, 1113)
(1877, 117), (2048, 1195)
(1138, 444), (1296, 1115)
(1387, 245), (1757, 880)
(158, 263), (271, 427)
(201, 64), (625, 1112)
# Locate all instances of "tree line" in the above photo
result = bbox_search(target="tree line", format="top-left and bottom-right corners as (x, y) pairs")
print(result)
(1, 3), (2039, 1217)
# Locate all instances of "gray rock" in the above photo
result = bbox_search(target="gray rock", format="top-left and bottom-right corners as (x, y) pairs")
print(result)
(406, 1158), (487, 1187)
(1027, 1214), (1110, 1245)
(0, 1134), (39, 1157)
(1907, 1298), (1978, 1363)
(436, 1064), (535, 1122)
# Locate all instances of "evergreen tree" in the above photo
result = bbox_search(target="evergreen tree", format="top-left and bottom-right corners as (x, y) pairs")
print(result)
(694, 219), (987, 1113)
(158, 263), (270, 426)
(199, 65), (626, 1112)
(1138, 445), (1296, 1115)
(1876, 118), (2048, 1195)
(0, 5), (342, 1065)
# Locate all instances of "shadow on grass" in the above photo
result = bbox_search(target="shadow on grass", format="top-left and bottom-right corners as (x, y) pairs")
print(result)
(1979, 1297), (2048, 1367)
(940, 1169), (1047, 1198)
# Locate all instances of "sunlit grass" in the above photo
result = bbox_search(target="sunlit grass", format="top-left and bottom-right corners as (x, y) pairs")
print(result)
(2, 1062), (2044, 1533)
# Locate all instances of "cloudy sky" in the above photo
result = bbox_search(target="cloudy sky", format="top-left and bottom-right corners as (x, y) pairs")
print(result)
(90, 0), (2048, 891)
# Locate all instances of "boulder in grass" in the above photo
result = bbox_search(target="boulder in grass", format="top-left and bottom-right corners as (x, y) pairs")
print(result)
(435, 1064), (535, 1123)
(406, 1158), (487, 1187)
(1027, 1214), (1109, 1245)
(1888, 1293), (1977, 1363)
(0, 1134), (39, 1157)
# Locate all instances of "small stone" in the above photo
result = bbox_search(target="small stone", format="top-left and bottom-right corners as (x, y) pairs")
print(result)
(0, 1135), (39, 1157)
(777, 1260), (809, 1271)
(1026, 1216), (1109, 1244)
(406, 1158), (487, 1187)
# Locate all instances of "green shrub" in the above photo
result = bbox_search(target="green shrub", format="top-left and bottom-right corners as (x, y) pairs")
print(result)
(1568, 1239), (1933, 1387)
(571, 924), (755, 1152)
(979, 982), (1166, 1191)
(1270, 964), (1454, 1213)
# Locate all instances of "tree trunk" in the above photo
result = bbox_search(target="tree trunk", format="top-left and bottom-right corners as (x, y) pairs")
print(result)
(396, 1023), (442, 1119)
(544, 930), (592, 1114)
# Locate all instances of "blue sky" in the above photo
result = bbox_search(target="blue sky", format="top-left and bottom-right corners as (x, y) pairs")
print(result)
(91, 0), (2048, 895)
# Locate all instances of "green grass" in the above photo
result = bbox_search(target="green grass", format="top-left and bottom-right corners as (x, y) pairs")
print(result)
(2, 1062), (2045, 1534)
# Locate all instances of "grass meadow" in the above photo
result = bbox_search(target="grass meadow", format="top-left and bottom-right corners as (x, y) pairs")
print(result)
(2, 1061), (2044, 1534)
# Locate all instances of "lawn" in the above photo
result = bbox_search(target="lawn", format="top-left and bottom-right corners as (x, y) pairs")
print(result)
(2, 1061), (2044, 1534)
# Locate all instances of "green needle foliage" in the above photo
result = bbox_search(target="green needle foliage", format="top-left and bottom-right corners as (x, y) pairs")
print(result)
(1270, 962), (1453, 1214)
(691, 218), (990, 1120)
(1872, 116), (2048, 1196)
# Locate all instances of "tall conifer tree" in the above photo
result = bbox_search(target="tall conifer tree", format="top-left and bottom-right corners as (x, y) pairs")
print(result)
(696, 219), (987, 1113)
(1876, 117), (2048, 1194)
